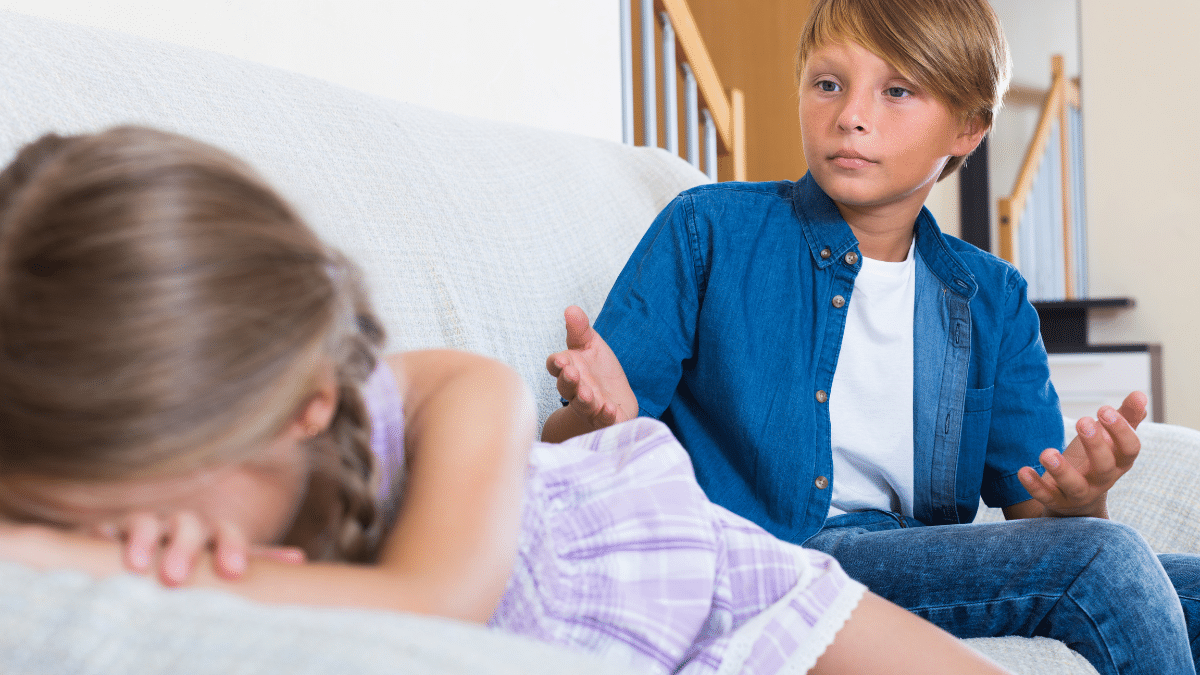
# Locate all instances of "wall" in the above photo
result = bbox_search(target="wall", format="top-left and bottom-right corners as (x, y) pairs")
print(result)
(0, 0), (622, 142)
(1081, 1), (1200, 427)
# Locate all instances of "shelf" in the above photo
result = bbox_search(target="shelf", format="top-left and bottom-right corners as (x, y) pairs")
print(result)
(1032, 297), (1164, 422)
(1032, 297), (1134, 349)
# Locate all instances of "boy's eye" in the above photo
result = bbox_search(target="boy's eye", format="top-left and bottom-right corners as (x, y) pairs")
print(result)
(885, 86), (911, 98)
(816, 79), (840, 93)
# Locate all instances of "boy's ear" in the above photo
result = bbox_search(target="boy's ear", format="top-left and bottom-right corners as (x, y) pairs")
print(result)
(951, 114), (989, 157)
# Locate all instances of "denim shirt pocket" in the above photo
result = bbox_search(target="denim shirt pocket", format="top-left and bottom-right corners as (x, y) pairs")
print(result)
(955, 385), (994, 501)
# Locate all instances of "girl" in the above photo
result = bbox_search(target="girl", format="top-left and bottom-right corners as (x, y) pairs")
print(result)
(0, 127), (1008, 675)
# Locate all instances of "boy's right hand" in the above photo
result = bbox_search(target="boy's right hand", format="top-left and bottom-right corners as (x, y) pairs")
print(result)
(544, 306), (638, 435)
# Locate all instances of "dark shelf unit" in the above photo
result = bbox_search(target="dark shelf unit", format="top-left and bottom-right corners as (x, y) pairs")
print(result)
(1031, 297), (1164, 422)
(1032, 297), (1134, 351)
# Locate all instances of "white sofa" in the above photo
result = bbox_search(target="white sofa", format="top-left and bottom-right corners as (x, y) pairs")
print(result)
(2, 9), (1196, 674)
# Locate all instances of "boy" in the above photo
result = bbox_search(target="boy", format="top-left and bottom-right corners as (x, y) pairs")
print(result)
(543, 0), (1200, 672)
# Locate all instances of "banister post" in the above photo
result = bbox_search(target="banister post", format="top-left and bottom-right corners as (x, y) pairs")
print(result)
(620, 0), (634, 145)
(660, 12), (678, 155)
(998, 197), (1016, 266)
(731, 88), (746, 182)
(640, 0), (657, 148)
(1054, 54), (1075, 299)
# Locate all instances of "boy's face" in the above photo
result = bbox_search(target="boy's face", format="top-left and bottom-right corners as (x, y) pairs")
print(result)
(798, 40), (984, 219)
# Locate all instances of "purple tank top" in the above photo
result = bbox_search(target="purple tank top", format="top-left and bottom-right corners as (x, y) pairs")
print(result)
(361, 362), (406, 511)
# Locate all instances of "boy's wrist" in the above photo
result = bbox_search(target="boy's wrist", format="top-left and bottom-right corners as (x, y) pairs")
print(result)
(1041, 493), (1110, 520)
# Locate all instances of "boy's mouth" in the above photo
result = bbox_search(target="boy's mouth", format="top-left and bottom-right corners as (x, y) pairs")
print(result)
(829, 150), (876, 170)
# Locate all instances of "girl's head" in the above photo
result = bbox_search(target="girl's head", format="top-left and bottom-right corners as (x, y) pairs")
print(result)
(0, 126), (385, 561)
(795, 0), (1011, 180)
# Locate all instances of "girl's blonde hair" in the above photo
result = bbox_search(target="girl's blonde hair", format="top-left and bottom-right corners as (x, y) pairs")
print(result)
(0, 126), (385, 562)
(795, 0), (1012, 180)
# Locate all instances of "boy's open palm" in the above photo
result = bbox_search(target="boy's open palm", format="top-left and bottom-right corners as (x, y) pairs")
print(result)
(1016, 391), (1148, 519)
(545, 306), (637, 433)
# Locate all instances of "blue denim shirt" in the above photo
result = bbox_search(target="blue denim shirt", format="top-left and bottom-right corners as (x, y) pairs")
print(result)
(594, 174), (1063, 545)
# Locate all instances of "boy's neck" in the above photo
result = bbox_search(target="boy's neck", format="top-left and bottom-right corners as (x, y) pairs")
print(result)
(835, 200), (921, 262)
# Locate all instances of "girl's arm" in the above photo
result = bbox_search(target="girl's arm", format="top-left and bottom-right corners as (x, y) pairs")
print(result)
(373, 349), (535, 620)
(0, 349), (535, 624)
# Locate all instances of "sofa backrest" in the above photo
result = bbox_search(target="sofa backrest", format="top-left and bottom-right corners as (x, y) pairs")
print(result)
(0, 9), (708, 426)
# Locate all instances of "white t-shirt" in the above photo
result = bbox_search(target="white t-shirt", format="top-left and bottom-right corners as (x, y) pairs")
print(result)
(826, 240), (916, 518)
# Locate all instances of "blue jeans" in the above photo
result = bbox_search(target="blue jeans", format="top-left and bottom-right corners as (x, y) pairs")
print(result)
(805, 511), (1200, 675)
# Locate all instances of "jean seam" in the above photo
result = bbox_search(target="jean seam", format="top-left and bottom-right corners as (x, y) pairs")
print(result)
(903, 592), (1062, 614)
(1062, 576), (1118, 673)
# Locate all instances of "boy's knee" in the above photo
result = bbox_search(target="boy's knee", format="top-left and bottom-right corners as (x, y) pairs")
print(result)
(1070, 519), (1163, 578)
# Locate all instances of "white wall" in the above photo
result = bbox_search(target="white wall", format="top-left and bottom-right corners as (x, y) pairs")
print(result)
(1081, 0), (1200, 427)
(925, 172), (960, 239)
(0, 0), (623, 143)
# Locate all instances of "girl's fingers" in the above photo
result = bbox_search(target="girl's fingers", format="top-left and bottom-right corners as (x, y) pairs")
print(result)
(159, 511), (207, 586)
(252, 545), (307, 565)
(88, 520), (121, 541)
(212, 521), (250, 580)
(123, 513), (163, 573)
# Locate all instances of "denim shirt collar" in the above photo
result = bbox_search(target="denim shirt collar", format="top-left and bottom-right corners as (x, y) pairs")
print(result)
(791, 174), (859, 270)
(791, 172), (980, 301)
(913, 208), (979, 301)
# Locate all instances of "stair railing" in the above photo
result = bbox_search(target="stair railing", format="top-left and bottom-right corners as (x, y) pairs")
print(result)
(997, 54), (1087, 300)
(620, 0), (747, 181)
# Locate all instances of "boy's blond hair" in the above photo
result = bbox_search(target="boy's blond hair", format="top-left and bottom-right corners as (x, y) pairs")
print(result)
(796, 0), (1011, 179)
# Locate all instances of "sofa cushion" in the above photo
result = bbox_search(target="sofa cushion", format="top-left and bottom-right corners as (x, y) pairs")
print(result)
(0, 562), (635, 675)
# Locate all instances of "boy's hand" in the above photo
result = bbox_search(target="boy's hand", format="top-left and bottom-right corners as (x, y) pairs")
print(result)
(1017, 391), (1148, 519)
(93, 512), (306, 586)
(544, 306), (638, 434)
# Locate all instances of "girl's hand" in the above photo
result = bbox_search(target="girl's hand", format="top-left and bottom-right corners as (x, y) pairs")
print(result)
(92, 512), (306, 586)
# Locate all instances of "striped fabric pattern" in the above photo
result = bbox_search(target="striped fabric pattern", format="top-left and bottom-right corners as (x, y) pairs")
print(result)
(493, 420), (865, 674)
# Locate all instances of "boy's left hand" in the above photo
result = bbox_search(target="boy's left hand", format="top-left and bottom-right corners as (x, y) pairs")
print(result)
(1017, 391), (1148, 519)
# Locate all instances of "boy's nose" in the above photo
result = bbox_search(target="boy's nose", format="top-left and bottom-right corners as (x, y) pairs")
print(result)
(837, 107), (869, 133)
(836, 93), (871, 133)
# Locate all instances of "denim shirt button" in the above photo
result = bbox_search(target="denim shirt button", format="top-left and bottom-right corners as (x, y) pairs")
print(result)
(814, 476), (829, 490)
(831, 295), (845, 309)
(815, 389), (828, 403)
(844, 251), (859, 266)
(820, 247), (832, 259)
